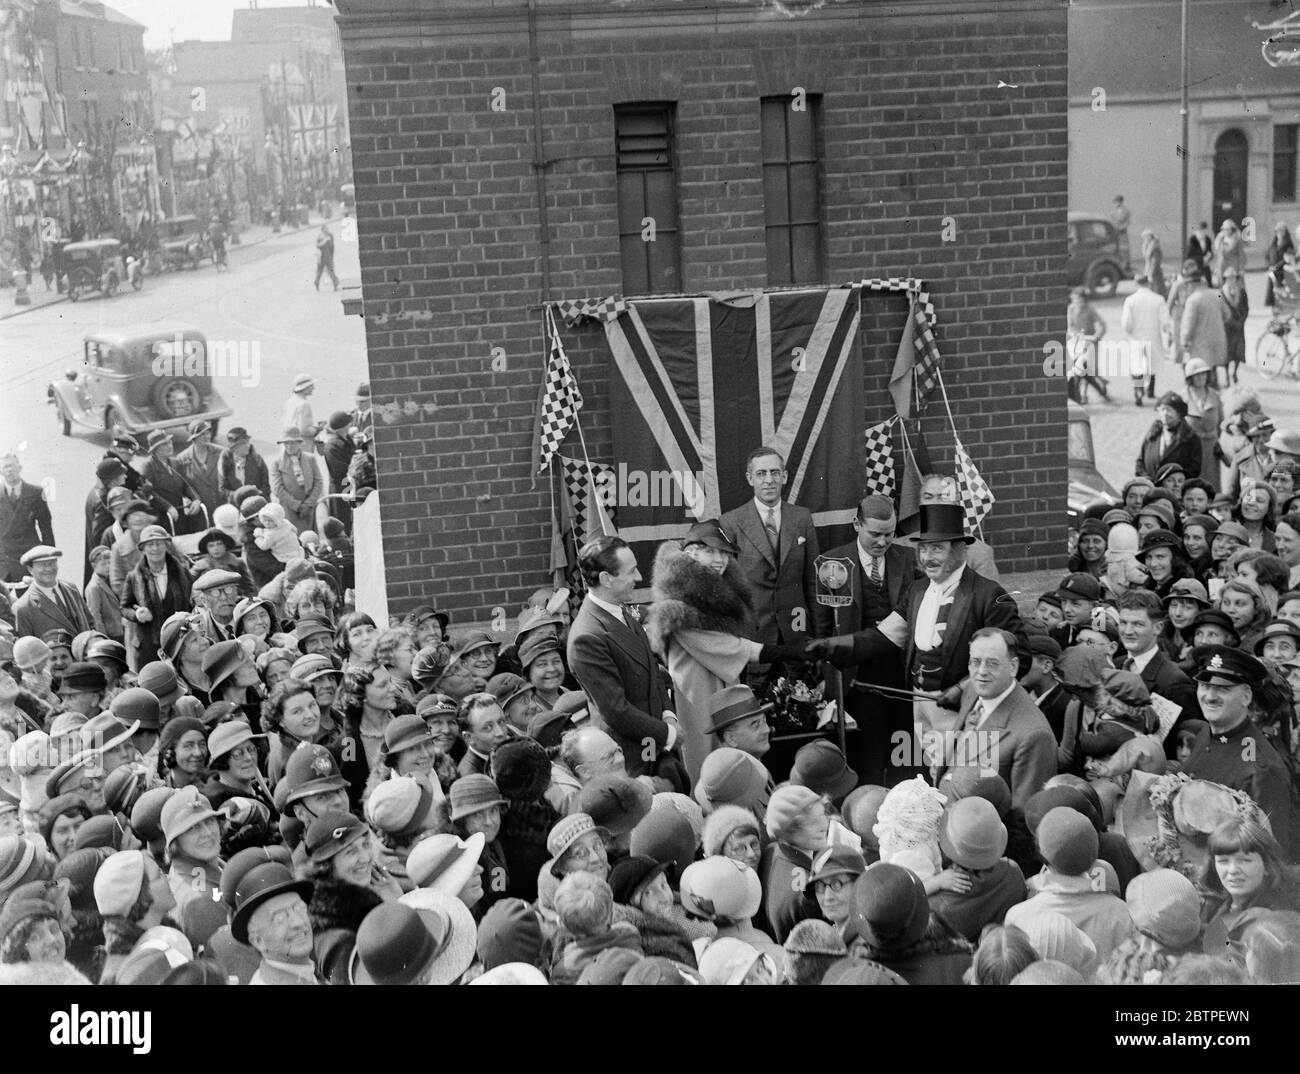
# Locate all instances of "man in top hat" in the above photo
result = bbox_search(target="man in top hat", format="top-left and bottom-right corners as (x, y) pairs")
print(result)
(217, 427), (271, 505)
(917, 474), (1000, 581)
(807, 503), (1027, 748)
(139, 431), (204, 536)
(1136, 393), (1201, 481)
(0, 453), (54, 583)
(231, 862), (318, 985)
(1227, 416), (1275, 502)
(1181, 645), (1293, 853)
(13, 546), (92, 639)
(173, 420), (224, 517)
(933, 627), (1056, 809)
(718, 445), (821, 649)
(271, 428), (323, 533)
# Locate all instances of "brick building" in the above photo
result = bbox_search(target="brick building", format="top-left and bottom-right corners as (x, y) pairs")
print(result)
(333, 0), (1069, 623)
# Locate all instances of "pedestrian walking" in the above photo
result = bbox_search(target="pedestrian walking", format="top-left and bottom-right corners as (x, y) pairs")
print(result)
(1067, 287), (1110, 403)
(314, 225), (338, 291)
(1219, 267), (1250, 387)
(1140, 229), (1165, 296)
(1211, 219), (1247, 288)
(1120, 274), (1171, 404)
(1111, 195), (1131, 274)
(1178, 265), (1228, 387)
(1265, 221), (1295, 308)
(1186, 221), (1214, 280)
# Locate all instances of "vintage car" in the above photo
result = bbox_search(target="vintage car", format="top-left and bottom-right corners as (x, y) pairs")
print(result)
(62, 239), (135, 301)
(1068, 399), (1121, 519)
(160, 214), (210, 270)
(1067, 212), (1127, 298)
(47, 325), (233, 439)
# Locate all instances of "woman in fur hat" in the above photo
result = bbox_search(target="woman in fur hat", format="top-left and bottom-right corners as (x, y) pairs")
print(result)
(645, 521), (804, 785)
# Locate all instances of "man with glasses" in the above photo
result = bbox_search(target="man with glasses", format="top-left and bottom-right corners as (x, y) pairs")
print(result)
(720, 446), (821, 652)
(191, 569), (243, 644)
(934, 628), (1055, 809)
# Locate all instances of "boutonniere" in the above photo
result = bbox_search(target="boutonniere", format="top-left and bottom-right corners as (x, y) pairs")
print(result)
(624, 604), (642, 623)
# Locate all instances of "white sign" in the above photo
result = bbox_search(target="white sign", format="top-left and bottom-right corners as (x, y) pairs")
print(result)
(219, 108), (251, 132)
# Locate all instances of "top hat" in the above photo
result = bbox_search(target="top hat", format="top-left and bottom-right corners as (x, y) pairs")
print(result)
(905, 503), (974, 545)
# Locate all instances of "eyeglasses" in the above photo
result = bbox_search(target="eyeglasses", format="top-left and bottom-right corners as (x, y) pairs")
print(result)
(968, 658), (1007, 671)
(815, 875), (854, 894)
(265, 900), (310, 930)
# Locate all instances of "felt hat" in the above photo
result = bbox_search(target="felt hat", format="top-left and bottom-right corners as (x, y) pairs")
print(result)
(526, 708), (573, 750)
(820, 958), (909, 985)
(201, 640), (249, 692)
(765, 784), (821, 841)
(1035, 807), (1097, 876)
(650, 792), (704, 847)
(292, 373), (316, 393)
(577, 774), (653, 837)
(9, 730), (53, 776)
(1190, 608), (1239, 642)
(158, 613), (203, 662)
(701, 803), (762, 857)
(941, 768), (1012, 820)
(365, 776), (434, 840)
(407, 832), (485, 895)
(785, 918), (848, 958)
(160, 786), (221, 846)
(408, 604), (451, 633)
(906, 503), (974, 544)
(128, 787), (176, 846)
(449, 774), (507, 822)
(231, 597), (275, 634)
(219, 846), (292, 909)
(809, 844), (867, 885)
(841, 784), (890, 851)
(1054, 644), (1109, 690)
(679, 856), (763, 922)
(704, 684), (773, 736)
(351, 903), (439, 985)
(476, 898), (544, 971)
(39, 792), (92, 844)
(516, 633), (563, 676)
(290, 653), (340, 682)
(1126, 867), (1202, 948)
(1267, 429), (1300, 458)
(1156, 391), (1188, 418)
(1026, 634), (1063, 661)
(137, 524), (171, 547)
(1180, 512), (1219, 534)
(546, 813), (607, 862)
(95, 456), (127, 482)
(697, 937), (769, 986)
(389, 889), (478, 986)
(73, 814), (127, 852)
(1025, 785), (1098, 834)
(292, 618), (333, 653)
(484, 672), (526, 703)
(44, 752), (102, 801)
(1254, 618), (1300, 656)
(326, 410), (352, 432)
(70, 629), (104, 662)
(693, 747), (769, 812)
(158, 715), (206, 758)
(136, 663), (183, 709)
(842, 863), (930, 951)
(489, 737), (551, 800)
(1164, 578), (1210, 607)
(450, 630), (497, 662)
(1194, 644), (1266, 687)
(551, 690), (591, 722)
(92, 850), (146, 917)
(1056, 572), (1101, 602)
(939, 796), (1007, 870)
(230, 863), (313, 945)
(12, 636), (50, 670)
(1134, 499), (1176, 531)
(276, 427), (303, 444)
(19, 545), (61, 567)
(576, 946), (644, 986)
(682, 519), (740, 555)
(103, 763), (150, 819)
(191, 569), (243, 593)
(619, 957), (692, 986)
(179, 893), (230, 952)
(608, 855), (673, 906)
(304, 811), (368, 863)
(789, 739), (858, 801)
(1137, 529), (1183, 561)
(59, 662), (106, 693)
(53, 847), (113, 908)
(1213, 520), (1250, 546)
(629, 808), (696, 880)
(207, 720), (261, 765)
(145, 430), (173, 453)
(381, 714), (434, 764)
(1100, 667), (1150, 706)
(1014, 909), (1097, 975)
(514, 609), (564, 644)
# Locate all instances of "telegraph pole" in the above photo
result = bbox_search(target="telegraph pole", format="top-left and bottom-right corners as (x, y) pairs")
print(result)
(1179, 0), (1189, 246)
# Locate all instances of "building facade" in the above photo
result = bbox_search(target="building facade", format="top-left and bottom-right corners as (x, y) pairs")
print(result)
(333, 0), (1070, 621)
(1069, 0), (1300, 268)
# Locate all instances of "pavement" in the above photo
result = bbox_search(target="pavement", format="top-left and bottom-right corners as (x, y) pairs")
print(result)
(0, 220), (367, 581)
(0, 212), (345, 322)
(1083, 268), (1298, 496)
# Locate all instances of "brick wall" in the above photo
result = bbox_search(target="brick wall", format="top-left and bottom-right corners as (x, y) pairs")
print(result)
(334, 0), (1069, 625)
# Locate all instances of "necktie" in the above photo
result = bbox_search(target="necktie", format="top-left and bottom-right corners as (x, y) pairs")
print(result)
(1122, 656), (1135, 672)
(764, 507), (779, 556)
(870, 556), (882, 586)
(969, 700), (985, 730)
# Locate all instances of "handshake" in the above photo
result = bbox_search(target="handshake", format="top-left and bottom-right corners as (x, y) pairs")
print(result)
(801, 635), (858, 668)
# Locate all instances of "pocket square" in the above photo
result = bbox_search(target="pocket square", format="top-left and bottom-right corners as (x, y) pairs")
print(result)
(797, 536), (806, 545)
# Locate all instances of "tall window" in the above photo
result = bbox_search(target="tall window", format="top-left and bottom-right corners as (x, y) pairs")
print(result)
(1275, 124), (1298, 203)
(761, 95), (824, 285)
(615, 104), (680, 295)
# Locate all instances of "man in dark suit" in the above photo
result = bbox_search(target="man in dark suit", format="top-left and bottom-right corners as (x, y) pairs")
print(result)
(811, 494), (922, 784)
(1115, 588), (1201, 757)
(809, 504), (1027, 766)
(0, 454), (54, 582)
(936, 628), (1058, 809)
(718, 447), (819, 647)
(566, 535), (686, 791)
(12, 546), (92, 638)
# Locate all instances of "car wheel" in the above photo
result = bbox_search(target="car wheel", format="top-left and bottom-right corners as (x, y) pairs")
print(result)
(1087, 263), (1120, 298)
(105, 273), (119, 297)
(152, 377), (202, 418)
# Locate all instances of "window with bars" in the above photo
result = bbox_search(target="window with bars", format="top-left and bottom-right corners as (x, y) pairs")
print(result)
(761, 95), (824, 285)
(615, 104), (681, 295)
(1275, 124), (1298, 203)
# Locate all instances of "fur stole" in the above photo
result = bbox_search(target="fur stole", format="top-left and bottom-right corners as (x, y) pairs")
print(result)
(308, 875), (383, 934)
(645, 541), (756, 655)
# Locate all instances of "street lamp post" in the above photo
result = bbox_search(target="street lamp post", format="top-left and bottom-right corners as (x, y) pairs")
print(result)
(1179, 0), (1189, 250)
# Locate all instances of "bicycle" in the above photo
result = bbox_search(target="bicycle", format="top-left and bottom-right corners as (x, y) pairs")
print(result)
(1256, 314), (1300, 381)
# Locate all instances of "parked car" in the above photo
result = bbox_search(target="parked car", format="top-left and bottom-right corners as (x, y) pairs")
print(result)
(160, 214), (210, 271)
(62, 239), (134, 302)
(1068, 399), (1121, 519)
(46, 325), (232, 439)
(1068, 212), (1126, 298)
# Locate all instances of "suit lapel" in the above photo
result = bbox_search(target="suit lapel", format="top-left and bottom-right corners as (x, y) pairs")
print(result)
(741, 504), (777, 569)
(31, 589), (74, 633)
(590, 601), (652, 672)
(943, 570), (974, 648)
(777, 503), (796, 566)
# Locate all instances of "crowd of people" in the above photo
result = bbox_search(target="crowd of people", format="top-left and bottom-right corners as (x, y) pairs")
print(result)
(0, 419), (1297, 988)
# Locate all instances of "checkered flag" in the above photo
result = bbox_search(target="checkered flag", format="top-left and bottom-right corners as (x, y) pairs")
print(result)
(554, 295), (630, 328)
(863, 419), (896, 497)
(559, 455), (617, 544)
(954, 437), (995, 532)
(536, 310), (583, 474)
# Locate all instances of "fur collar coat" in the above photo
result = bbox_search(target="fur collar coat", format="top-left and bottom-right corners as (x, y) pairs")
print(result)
(644, 541), (757, 657)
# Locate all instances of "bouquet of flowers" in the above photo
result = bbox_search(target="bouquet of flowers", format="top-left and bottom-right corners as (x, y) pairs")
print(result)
(758, 661), (827, 734)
